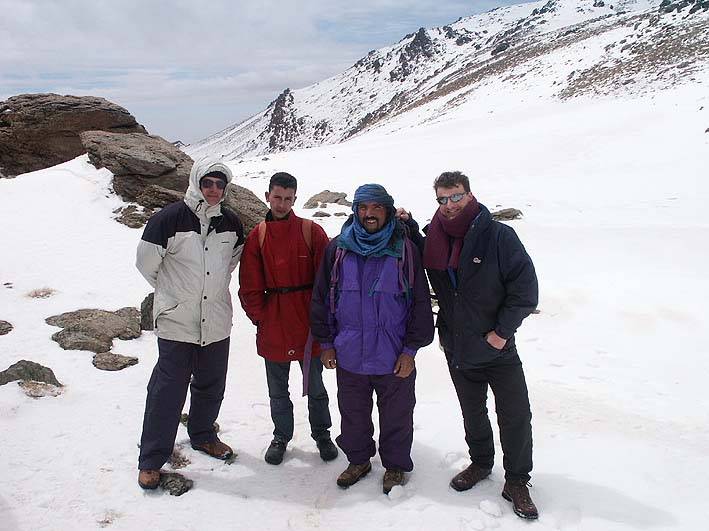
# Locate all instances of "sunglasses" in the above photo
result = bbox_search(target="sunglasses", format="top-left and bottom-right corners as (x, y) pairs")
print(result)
(201, 178), (226, 190)
(436, 192), (466, 205)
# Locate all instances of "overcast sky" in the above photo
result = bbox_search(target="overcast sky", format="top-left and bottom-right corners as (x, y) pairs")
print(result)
(1, 0), (534, 143)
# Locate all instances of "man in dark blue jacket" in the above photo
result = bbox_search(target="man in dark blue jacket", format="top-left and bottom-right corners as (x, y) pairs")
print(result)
(419, 171), (539, 520)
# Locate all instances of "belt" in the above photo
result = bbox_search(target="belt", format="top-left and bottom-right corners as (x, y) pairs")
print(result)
(265, 283), (313, 295)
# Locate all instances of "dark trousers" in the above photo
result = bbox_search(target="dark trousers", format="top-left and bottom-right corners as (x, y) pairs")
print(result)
(138, 337), (229, 470)
(264, 357), (332, 442)
(335, 366), (416, 472)
(447, 354), (533, 482)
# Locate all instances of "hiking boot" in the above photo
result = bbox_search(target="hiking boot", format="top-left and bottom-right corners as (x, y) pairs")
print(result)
(191, 438), (233, 460)
(382, 469), (406, 494)
(450, 463), (492, 492)
(264, 438), (287, 465)
(316, 438), (339, 462)
(336, 461), (372, 488)
(138, 469), (160, 490)
(502, 480), (539, 520)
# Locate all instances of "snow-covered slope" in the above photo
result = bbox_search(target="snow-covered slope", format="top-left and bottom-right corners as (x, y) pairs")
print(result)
(2, 65), (708, 529)
(187, 0), (708, 161)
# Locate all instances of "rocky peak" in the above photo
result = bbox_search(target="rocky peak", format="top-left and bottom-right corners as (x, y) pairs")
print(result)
(261, 88), (302, 150)
(390, 27), (437, 82)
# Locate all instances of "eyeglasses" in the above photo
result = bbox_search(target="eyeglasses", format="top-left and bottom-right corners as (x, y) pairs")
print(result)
(201, 178), (226, 190)
(436, 192), (466, 205)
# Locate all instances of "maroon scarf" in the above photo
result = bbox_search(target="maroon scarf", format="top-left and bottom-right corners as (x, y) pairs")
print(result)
(423, 198), (480, 270)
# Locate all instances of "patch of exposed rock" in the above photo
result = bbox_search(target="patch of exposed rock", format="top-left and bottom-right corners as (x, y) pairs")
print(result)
(491, 208), (523, 221)
(160, 472), (193, 496)
(46, 308), (141, 353)
(303, 190), (352, 209)
(0, 320), (12, 335)
(92, 352), (139, 371)
(313, 211), (331, 217)
(0, 93), (146, 178)
(80, 131), (192, 203)
(141, 293), (155, 331)
(0, 360), (62, 387)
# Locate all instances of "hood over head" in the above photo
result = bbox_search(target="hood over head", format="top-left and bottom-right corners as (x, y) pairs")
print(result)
(185, 158), (234, 219)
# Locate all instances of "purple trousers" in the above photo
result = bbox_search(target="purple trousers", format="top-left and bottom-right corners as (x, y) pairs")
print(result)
(335, 366), (416, 472)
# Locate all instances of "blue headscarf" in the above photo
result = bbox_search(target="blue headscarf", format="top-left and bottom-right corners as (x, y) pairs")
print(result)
(337, 184), (402, 257)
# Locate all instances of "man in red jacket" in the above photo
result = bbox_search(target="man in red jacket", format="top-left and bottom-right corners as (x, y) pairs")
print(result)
(239, 172), (338, 465)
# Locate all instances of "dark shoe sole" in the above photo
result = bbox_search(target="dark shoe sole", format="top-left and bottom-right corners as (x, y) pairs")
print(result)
(191, 445), (233, 461)
(449, 470), (491, 492)
(336, 462), (372, 488)
(265, 453), (285, 465)
(502, 491), (539, 520)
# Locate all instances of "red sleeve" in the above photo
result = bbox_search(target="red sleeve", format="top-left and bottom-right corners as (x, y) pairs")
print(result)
(238, 229), (266, 325)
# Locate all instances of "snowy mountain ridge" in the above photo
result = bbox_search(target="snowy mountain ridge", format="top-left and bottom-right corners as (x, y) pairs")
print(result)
(186, 0), (708, 161)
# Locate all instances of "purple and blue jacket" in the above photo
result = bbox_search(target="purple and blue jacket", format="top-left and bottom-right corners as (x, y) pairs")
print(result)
(310, 231), (434, 375)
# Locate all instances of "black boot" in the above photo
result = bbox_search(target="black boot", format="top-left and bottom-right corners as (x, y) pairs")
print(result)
(316, 438), (339, 462)
(264, 438), (287, 465)
(450, 463), (491, 492)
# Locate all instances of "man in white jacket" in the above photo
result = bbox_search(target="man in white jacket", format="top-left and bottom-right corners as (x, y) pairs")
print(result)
(135, 159), (245, 490)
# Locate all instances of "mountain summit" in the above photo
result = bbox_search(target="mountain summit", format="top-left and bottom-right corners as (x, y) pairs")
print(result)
(187, 0), (708, 161)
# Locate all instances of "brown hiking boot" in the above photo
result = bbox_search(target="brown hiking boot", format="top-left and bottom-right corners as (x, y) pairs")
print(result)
(450, 463), (491, 492)
(191, 438), (233, 460)
(138, 469), (160, 490)
(502, 480), (539, 520)
(336, 461), (372, 488)
(382, 469), (406, 494)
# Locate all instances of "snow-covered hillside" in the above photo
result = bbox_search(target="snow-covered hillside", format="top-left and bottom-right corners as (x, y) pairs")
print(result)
(2, 56), (708, 530)
(186, 0), (708, 161)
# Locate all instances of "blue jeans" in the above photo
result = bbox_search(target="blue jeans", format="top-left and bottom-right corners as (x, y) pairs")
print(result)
(264, 357), (332, 443)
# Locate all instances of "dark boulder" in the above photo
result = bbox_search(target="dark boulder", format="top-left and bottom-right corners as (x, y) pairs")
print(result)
(0, 93), (146, 178)
(0, 320), (12, 335)
(92, 352), (139, 371)
(141, 293), (155, 331)
(0, 360), (62, 387)
(222, 184), (269, 236)
(46, 307), (141, 353)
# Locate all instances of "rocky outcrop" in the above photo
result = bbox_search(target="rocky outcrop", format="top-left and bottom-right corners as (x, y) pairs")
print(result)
(80, 131), (192, 203)
(390, 28), (437, 82)
(46, 308), (141, 353)
(0, 94), (146, 178)
(92, 352), (139, 371)
(0, 320), (12, 335)
(491, 207), (523, 221)
(141, 293), (155, 331)
(0, 360), (62, 387)
(303, 190), (352, 209)
(260, 89), (302, 152)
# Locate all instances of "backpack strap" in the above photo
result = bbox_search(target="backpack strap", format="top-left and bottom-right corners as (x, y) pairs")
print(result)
(257, 221), (267, 249)
(302, 219), (313, 254)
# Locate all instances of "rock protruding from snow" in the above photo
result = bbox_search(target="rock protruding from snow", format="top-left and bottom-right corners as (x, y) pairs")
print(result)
(46, 308), (141, 353)
(491, 207), (523, 221)
(141, 293), (155, 331)
(92, 352), (139, 371)
(80, 131), (192, 203)
(18, 381), (64, 398)
(159, 472), (193, 496)
(0, 320), (12, 335)
(0, 93), (146, 178)
(261, 89), (303, 152)
(0, 360), (63, 387)
(303, 190), (352, 209)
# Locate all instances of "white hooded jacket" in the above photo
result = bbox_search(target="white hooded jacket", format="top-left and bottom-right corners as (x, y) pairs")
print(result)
(136, 159), (245, 346)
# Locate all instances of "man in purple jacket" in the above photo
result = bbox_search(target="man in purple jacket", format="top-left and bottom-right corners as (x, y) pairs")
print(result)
(310, 183), (434, 495)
